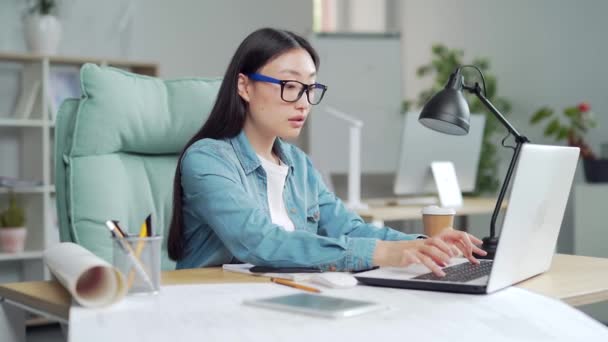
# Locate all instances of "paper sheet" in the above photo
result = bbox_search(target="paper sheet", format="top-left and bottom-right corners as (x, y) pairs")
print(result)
(69, 283), (608, 342)
(44, 243), (126, 307)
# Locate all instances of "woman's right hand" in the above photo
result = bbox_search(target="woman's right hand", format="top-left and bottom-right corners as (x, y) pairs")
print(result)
(372, 232), (486, 277)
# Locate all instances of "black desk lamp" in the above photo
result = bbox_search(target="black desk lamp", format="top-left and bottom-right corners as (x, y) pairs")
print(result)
(418, 65), (530, 259)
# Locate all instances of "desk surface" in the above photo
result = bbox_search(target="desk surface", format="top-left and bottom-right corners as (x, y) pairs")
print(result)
(1, 254), (606, 322)
(357, 196), (503, 222)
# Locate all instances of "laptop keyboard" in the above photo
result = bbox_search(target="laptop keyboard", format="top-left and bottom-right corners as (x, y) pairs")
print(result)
(412, 260), (493, 282)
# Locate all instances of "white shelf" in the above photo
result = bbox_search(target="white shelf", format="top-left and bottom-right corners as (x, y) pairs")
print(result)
(0, 186), (49, 194)
(0, 250), (44, 262)
(0, 53), (158, 282)
(0, 52), (158, 75)
(0, 118), (45, 127)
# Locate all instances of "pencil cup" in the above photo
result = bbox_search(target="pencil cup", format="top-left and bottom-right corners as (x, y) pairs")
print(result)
(112, 235), (162, 295)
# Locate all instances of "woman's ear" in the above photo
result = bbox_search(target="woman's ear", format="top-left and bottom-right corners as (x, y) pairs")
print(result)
(237, 73), (251, 103)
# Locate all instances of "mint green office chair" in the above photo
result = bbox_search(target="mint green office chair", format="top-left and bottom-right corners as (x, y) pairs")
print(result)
(54, 63), (221, 270)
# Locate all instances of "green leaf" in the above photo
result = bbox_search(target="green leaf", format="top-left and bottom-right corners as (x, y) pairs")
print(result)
(476, 59), (490, 70)
(557, 127), (570, 141)
(417, 89), (437, 108)
(416, 65), (431, 77)
(544, 119), (561, 137)
(447, 53), (460, 69)
(530, 108), (553, 124)
(401, 101), (411, 113)
(431, 60), (444, 72)
(564, 107), (579, 118)
(484, 76), (496, 97)
(573, 121), (587, 133)
(573, 121), (587, 136)
(432, 44), (446, 56)
(494, 97), (511, 113)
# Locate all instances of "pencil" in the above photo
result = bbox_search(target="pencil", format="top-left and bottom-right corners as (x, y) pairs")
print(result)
(271, 277), (321, 293)
(145, 214), (152, 237)
(127, 220), (149, 289)
(111, 220), (129, 238)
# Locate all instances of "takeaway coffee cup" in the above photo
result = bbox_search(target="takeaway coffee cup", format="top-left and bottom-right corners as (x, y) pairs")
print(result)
(421, 205), (456, 237)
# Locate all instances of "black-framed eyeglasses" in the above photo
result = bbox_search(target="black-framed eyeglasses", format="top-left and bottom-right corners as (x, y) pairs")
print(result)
(247, 73), (327, 105)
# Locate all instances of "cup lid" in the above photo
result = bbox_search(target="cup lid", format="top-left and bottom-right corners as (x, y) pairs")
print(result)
(421, 205), (456, 215)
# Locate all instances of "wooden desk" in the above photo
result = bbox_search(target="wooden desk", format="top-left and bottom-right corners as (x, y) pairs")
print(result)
(1, 253), (606, 330)
(357, 196), (504, 227)
(518, 254), (608, 307)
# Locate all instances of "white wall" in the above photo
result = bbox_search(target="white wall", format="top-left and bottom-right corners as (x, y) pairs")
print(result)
(0, 0), (312, 78)
(130, 0), (313, 78)
(402, 0), (608, 158)
(309, 34), (403, 174)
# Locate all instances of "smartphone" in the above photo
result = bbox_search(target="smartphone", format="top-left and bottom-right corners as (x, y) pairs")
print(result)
(243, 293), (387, 318)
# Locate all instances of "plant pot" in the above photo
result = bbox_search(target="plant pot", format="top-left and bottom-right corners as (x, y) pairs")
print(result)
(24, 14), (62, 55)
(0, 227), (27, 253)
(583, 159), (608, 183)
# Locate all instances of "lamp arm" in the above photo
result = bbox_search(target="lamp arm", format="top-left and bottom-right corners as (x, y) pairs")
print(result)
(465, 83), (530, 253)
(465, 83), (528, 142)
(487, 139), (526, 240)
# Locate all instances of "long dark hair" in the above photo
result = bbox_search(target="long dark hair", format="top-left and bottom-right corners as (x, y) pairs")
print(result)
(168, 28), (320, 261)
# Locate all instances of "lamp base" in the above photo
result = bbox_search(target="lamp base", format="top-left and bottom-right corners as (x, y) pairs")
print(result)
(480, 236), (499, 260)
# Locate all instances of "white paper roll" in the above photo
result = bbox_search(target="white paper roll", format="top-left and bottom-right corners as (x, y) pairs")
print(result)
(43, 242), (126, 307)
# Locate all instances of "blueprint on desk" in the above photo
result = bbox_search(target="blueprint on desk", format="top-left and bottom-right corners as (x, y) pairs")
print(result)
(70, 282), (608, 342)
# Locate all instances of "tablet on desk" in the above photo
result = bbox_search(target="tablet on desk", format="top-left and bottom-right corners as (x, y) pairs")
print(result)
(243, 293), (387, 318)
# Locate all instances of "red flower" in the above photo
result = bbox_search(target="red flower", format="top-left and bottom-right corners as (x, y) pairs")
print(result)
(578, 102), (591, 113)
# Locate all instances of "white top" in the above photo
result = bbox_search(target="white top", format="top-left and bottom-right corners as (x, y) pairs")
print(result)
(257, 154), (295, 232)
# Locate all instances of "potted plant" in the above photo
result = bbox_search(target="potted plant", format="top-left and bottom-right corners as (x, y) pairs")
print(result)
(0, 191), (28, 253)
(530, 102), (607, 182)
(403, 44), (512, 195)
(24, 0), (62, 55)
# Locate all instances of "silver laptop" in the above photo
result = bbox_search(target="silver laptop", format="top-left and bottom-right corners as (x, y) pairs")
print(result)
(355, 144), (580, 294)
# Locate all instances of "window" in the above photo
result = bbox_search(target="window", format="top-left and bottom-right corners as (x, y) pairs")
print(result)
(313, 0), (400, 33)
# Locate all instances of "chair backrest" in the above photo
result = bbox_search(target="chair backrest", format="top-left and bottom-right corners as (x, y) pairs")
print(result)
(55, 63), (221, 269)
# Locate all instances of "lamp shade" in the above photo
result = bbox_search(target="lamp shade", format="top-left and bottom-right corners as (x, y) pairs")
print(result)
(418, 71), (471, 136)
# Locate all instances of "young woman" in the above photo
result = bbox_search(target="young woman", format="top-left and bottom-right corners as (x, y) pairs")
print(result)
(168, 28), (486, 275)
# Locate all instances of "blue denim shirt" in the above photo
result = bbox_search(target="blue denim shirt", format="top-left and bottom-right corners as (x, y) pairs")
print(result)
(176, 130), (421, 271)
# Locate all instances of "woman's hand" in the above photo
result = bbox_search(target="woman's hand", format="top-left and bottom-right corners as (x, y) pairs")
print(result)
(372, 230), (487, 277)
(433, 229), (487, 265)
